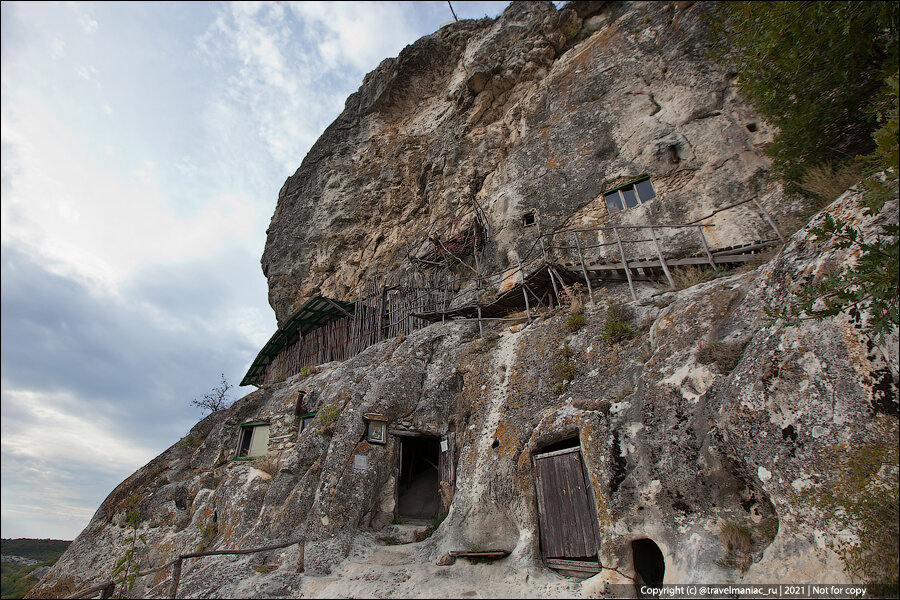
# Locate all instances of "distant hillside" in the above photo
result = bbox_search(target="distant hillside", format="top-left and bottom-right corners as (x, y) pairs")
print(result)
(2, 540), (70, 599)
(1, 540), (70, 565)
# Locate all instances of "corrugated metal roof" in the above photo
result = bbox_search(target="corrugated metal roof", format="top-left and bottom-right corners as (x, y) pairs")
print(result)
(240, 296), (354, 387)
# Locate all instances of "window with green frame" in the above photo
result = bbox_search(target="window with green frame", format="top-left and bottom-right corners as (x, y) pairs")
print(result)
(299, 412), (317, 433)
(604, 177), (656, 214)
(234, 421), (270, 460)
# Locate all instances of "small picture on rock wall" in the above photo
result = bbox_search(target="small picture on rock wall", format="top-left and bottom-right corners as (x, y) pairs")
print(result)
(367, 420), (386, 445)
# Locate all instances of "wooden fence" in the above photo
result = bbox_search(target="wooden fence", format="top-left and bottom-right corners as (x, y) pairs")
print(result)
(261, 196), (783, 384)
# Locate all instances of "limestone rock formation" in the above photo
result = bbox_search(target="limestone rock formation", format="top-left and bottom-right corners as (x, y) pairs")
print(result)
(29, 2), (898, 598)
(261, 0), (776, 326)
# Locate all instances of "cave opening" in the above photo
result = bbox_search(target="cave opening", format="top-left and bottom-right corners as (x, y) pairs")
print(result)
(397, 435), (441, 520)
(632, 538), (665, 587)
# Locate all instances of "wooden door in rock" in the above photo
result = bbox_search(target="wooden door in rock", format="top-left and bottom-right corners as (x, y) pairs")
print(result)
(533, 445), (601, 573)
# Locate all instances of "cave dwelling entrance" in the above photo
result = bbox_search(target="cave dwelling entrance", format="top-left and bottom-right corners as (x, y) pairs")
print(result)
(632, 537), (665, 588)
(532, 438), (601, 578)
(394, 433), (455, 522)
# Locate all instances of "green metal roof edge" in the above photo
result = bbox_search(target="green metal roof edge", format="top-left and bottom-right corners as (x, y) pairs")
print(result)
(602, 175), (650, 196)
(240, 420), (270, 427)
(240, 296), (355, 387)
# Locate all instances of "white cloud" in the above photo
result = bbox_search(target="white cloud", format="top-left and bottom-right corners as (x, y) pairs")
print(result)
(194, 1), (423, 178)
(1, 389), (156, 475)
(102, 102), (113, 114)
(78, 13), (99, 35)
(287, 1), (415, 72)
(1, 90), (262, 293)
(49, 38), (66, 59)
(75, 64), (96, 80)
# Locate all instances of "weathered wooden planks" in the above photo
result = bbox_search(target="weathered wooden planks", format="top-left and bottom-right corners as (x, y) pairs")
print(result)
(533, 447), (601, 561)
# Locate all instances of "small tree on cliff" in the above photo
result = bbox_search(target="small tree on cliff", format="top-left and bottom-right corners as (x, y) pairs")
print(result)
(192, 373), (234, 415)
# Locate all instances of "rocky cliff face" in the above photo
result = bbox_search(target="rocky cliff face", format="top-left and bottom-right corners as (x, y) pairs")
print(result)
(261, 0), (777, 326)
(30, 2), (898, 598)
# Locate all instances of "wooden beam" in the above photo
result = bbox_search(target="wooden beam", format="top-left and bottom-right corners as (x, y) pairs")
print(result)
(695, 226), (717, 269)
(649, 226), (676, 290)
(752, 198), (785, 244)
(515, 251), (532, 321)
(572, 233), (595, 305)
(613, 227), (637, 301)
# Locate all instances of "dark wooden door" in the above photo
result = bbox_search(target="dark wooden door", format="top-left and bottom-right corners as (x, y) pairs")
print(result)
(533, 446), (600, 559)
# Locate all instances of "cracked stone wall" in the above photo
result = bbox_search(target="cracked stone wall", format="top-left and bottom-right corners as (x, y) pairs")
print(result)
(28, 2), (898, 598)
(30, 191), (898, 598)
(261, 0), (779, 326)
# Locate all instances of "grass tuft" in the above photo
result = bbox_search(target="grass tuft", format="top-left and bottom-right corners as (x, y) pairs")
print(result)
(697, 339), (748, 373)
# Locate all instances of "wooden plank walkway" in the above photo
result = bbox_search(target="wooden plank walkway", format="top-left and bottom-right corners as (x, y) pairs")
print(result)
(564, 239), (779, 283)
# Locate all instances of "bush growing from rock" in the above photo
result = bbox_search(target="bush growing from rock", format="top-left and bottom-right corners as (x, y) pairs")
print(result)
(601, 303), (635, 344)
(564, 314), (586, 332)
(697, 339), (747, 373)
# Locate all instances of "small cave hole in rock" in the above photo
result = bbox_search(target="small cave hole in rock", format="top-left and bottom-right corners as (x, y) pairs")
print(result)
(632, 538), (665, 587)
(537, 436), (580, 454)
(491, 438), (500, 449)
(523, 211), (536, 227)
(746, 122), (758, 132)
(667, 144), (680, 164)
(610, 430), (628, 493)
(397, 436), (441, 521)
(782, 424), (797, 443)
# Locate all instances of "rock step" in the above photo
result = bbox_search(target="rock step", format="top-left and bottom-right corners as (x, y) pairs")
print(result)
(374, 523), (428, 545)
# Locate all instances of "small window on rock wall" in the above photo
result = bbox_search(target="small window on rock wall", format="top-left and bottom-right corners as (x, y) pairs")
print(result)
(299, 412), (317, 433)
(294, 390), (308, 417)
(604, 177), (656, 215)
(235, 422), (270, 460)
(523, 212), (536, 227)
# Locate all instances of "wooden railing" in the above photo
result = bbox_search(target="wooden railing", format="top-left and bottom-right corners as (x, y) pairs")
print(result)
(63, 538), (305, 599)
(262, 196), (783, 383)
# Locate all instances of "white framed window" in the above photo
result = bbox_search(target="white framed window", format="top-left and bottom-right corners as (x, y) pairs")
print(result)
(604, 177), (656, 214)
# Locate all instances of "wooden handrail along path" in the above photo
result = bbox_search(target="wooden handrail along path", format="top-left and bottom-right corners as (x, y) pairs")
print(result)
(63, 538), (305, 599)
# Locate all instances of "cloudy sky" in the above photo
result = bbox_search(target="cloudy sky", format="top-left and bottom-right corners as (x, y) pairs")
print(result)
(1, 0), (512, 541)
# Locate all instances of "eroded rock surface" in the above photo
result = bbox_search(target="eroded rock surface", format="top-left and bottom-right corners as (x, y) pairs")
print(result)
(31, 192), (898, 598)
(29, 2), (898, 598)
(262, 0), (777, 326)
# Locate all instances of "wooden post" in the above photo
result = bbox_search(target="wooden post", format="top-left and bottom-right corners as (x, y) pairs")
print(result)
(168, 558), (183, 599)
(573, 233), (595, 305)
(296, 540), (305, 572)
(538, 229), (556, 308)
(474, 246), (485, 337)
(751, 198), (785, 244)
(515, 251), (532, 321)
(696, 226), (717, 269)
(613, 227), (637, 302)
(547, 266), (560, 307)
(649, 226), (676, 290)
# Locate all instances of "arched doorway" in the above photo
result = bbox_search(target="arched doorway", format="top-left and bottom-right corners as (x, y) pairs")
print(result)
(632, 538), (665, 587)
